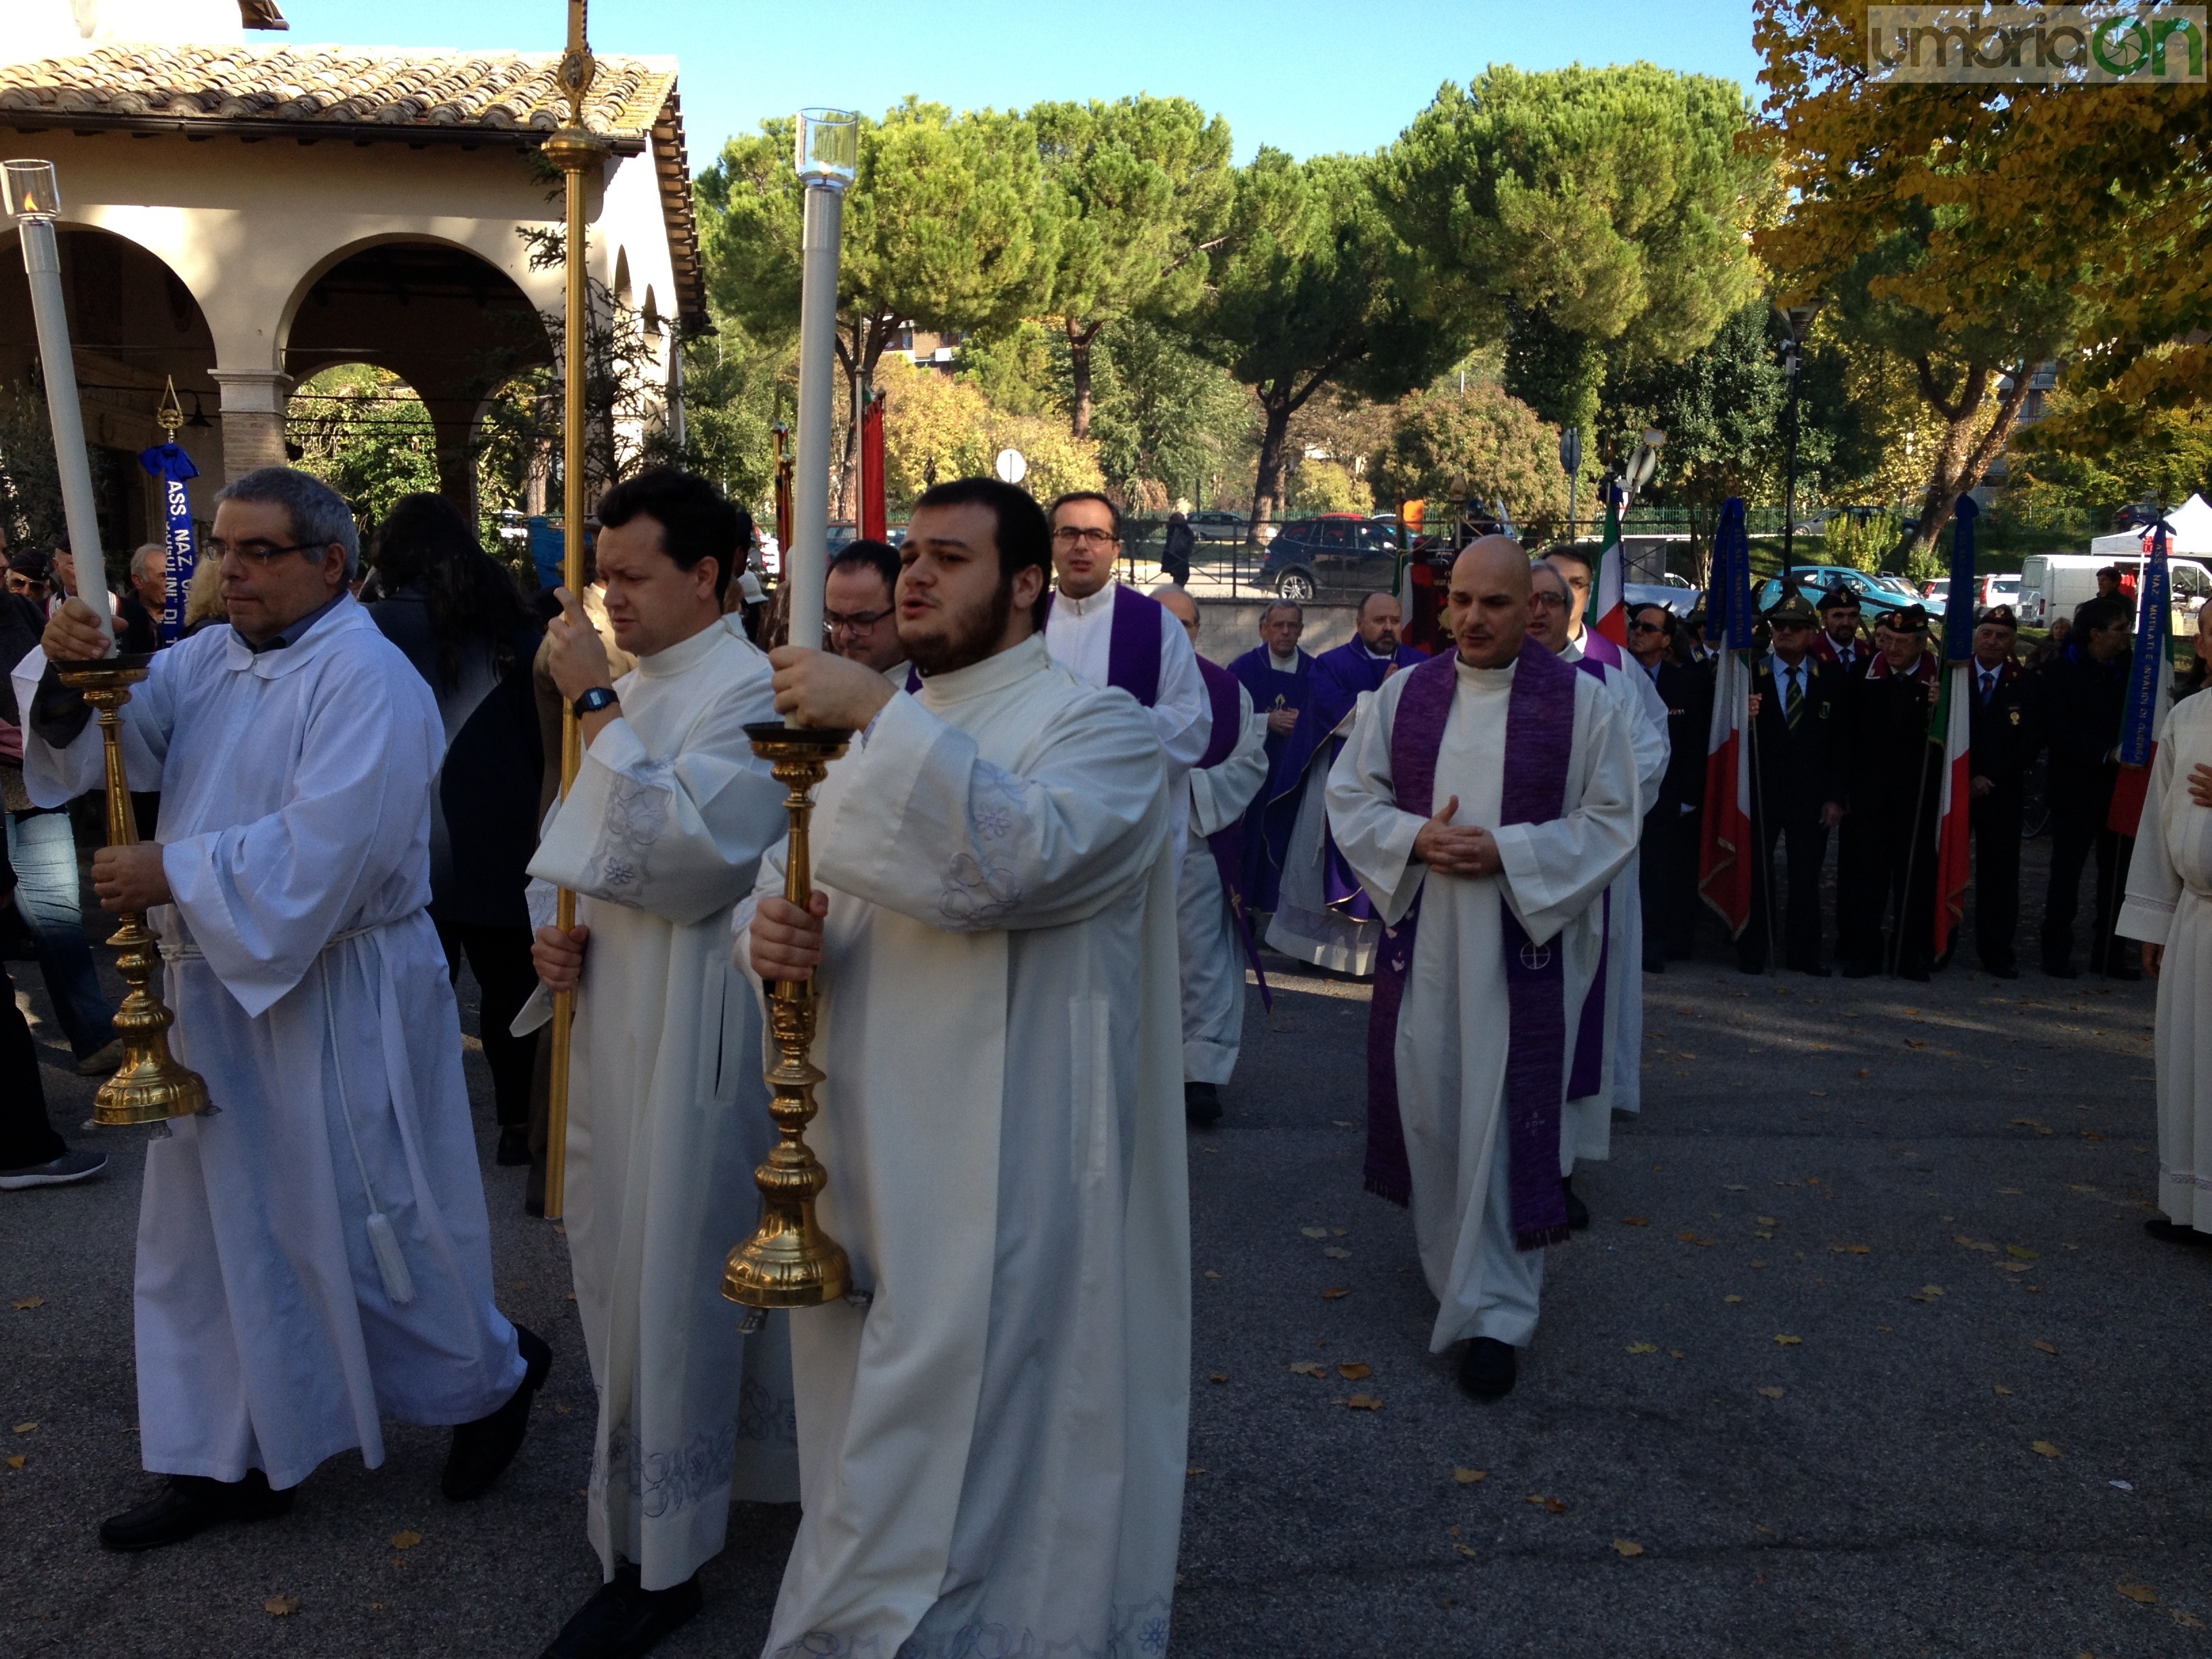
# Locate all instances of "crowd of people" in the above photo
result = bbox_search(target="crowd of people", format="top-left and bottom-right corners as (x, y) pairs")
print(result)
(1, 468), (2208, 1659)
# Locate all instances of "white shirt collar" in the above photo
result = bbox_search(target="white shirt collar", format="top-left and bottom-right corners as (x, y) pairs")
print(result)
(1269, 649), (1298, 672)
(1056, 574), (1119, 617)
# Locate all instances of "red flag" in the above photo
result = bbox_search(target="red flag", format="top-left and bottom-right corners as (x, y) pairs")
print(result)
(1933, 663), (1973, 957)
(1697, 498), (1755, 935)
(859, 391), (887, 544)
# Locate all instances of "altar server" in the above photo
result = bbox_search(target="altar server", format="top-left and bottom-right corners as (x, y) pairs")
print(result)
(740, 475), (1187, 1658)
(16, 467), (544, 1550)
(1328, 539), (1638, 1401)
(523, 468), (799, 1658)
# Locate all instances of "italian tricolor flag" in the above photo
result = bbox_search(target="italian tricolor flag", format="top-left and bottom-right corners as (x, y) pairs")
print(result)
(1697, 497), (1755, 937)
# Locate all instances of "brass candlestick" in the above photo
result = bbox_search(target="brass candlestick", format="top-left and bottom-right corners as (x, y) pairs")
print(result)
(56, 656), (211, 1126)
(723, 722), (852, 1309)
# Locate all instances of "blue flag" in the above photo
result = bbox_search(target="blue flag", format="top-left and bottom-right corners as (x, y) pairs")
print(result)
(1708, 497), (1751, 651)
(2117, 517), (2171, 769)
(137, 442), (199, 644)
(1944, 496), (1978, 663)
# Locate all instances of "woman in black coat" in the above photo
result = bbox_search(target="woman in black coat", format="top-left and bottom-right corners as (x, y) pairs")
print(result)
(365, 495), (546, 1166)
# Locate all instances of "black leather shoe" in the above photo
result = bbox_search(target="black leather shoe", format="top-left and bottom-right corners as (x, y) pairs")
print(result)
(2043, 959), (2078, 979)
(99, 1469), (293, 1552)
(445, 1324), (552, 1500)
(2146, 1217), (2212, 1246)
(1456, 1338), (1517, 1401)
(541, 1565), (702, 1659)
(1184, 1082), (1222, 1126)
(1562, 1176), (1590, 1231)
(1986, 961), (2021, 980)
(1841, 960), (1878, 979)
(497, 1126), (533, 1166)
(1898, 962), (1931, 983)
(2106, 963), (2144, 983)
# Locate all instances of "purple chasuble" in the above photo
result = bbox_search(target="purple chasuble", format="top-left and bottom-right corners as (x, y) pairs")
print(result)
(1309, 641), (1428, 922)
(1194, 656), (1271, 1009)
(1043, 583), (1162, 707)
(1228, 645), (1315, 913)
(1363, 642), (1578, 1251)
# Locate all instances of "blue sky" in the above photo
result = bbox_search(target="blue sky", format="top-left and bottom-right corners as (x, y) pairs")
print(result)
(276, 0), (1766, 167)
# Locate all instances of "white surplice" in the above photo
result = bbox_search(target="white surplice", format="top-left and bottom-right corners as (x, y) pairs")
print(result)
(1327, 655), (1639, 1351)
(1045, 574), (1210, 856)
(2117, 691), (2212, 1229)
(1181, 680), (1270, 1084)
(521, 615), (799, 1591)
(12, 602), (523, 1487)
(1560, 632), (1670, 1154)
(734, 633), (1187, 1659)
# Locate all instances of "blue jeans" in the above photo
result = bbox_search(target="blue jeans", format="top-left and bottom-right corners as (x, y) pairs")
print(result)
(6, 809), (115, 1059)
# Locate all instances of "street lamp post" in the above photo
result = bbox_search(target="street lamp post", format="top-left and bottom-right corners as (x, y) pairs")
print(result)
(1778, 300), (1824, 586)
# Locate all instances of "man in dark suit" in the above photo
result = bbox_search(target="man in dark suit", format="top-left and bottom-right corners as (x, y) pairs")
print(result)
(1811, 583), (1871, 677)
(1965, 606), (2038, 978)
(2036, 594), (2136, 979)
(1840, 604), (1943, 979)
(1627, 602), (1711, 966)
(1741, 590), (1846, 975)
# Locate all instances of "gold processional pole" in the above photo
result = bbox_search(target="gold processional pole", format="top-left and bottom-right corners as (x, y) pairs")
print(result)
(539, 0), (607, 1221)
(1, 159), (207, 1124)
(722, 110), (861, 1316)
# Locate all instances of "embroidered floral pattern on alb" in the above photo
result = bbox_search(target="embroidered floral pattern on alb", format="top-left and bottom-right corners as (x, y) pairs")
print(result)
(586, 760), (674, 902)
(937, 764), (1027, 926)
(768, 1592), (1172, 1659)
(594, 1420), (739, 1521)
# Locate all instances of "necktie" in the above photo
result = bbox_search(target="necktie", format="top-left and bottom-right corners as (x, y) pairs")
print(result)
(1980, 669), (1996, 704)
(1784, 663), (1803, 728)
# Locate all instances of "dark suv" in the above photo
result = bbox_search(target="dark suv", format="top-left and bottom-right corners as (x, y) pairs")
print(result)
(1259, 516), (1401, 599)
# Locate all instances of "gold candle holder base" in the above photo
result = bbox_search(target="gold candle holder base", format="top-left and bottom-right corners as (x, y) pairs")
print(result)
(56, 656), (211, 1127)
(724, 722), (853, 1310)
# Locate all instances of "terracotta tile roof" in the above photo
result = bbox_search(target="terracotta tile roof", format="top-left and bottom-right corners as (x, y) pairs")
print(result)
(0, 44), (705, 324)
(0, 44), (674, 142)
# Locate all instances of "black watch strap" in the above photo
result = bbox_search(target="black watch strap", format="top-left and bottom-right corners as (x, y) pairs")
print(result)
(572, 686), (619, 718)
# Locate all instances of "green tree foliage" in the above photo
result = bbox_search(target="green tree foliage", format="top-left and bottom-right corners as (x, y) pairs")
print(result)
(288, 364), (439, 528)
(1389, 64), (1769, 447)
(1184, 148), (1465, 539)
(1082, 316), (1256, 510)
(2010, 394), (2212, 525)
(1029, 95), (1234, 438)
(1378, 380), (1570, 531)
(874, 352), (1102, 507)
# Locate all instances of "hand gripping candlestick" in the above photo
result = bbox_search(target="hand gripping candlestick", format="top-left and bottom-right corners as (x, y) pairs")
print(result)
(538, 0), (610, 1220)
(4, 158), (208, 1124)
(723, 108), (860, 1314)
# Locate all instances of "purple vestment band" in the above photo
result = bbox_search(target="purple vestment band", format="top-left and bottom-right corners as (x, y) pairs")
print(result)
(1042, 582), (1162, 708)
(1195, 655), (1271, 1008)
(1364, 642), (1576, 1251)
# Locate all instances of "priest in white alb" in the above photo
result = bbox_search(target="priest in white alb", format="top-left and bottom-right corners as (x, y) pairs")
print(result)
(737, 476), (1187, 1658)
(520, 468), (799, 1658)
(1155, 583), (1271, 1124)
(2118, 691), (2212, 1246)
(14, 468), (544, 1552)
(1328, 538), (1639, 1401)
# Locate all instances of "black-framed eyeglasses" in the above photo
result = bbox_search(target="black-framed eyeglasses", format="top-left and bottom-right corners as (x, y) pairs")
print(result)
(824, 607), (893, 636)
(1627, 619), (1666, 634)
(207, 538), (328, 567)
(1050, 526), (1117, 548)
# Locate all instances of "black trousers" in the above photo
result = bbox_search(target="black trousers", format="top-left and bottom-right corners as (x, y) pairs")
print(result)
(1971, 783), (2023, 970)
(2041, 803), (2133, 971)
(1835, 813), (1877, 967)
(1740, 811), (1829, 972)
(0, 958), (64, 1170)
(1639, 804), (1701, 961)
(436, 921), (541, 1129)
(1843, 791), (1938, 973)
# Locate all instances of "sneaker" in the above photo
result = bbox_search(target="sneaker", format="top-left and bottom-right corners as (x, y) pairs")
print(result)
(0, 1147), (108, 1190)
(74, 1039), (125, 1078)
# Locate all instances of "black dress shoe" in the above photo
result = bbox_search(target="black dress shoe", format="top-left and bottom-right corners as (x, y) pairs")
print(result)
(1898, 962), (1931, 983)
(1184, 1081), (1222, 1125)
(497, 1126), (533, 1166)
(1986, 961), (2021, 980)
(1787, 960), (1832, 979)
(541, 1565), (702, 1659)
(99, 1469), (294, 1552)
(1841, 960), (1878, 979)
(2106, 963), (2144, 983)
(2146, 1217), (2212, 1246)
(2043, 959), (2078, 979)
(445, 1324), (552, 1500)
(1456, 1338), (1517, 1401)
(1562, 1176), (1590, 1231)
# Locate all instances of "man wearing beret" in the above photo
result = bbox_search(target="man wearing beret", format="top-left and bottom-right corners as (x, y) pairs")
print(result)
(1839, 604), (1942, 979)
(1740, 590), (1845, 975)
(1965, 607), (2038, 978)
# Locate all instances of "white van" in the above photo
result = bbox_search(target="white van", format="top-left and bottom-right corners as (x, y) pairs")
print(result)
(2018, 552), (2211, 627)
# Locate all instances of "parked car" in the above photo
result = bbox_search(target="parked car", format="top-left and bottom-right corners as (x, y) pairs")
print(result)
(2018, 551), (2211, 627)
(1757, 563), (1947, 621)
(1187, 510), (1248, 543)
(1978, 573), (2022, 611)
(1625, 577), (1702, 618)
(1259, 514), (1403, 599)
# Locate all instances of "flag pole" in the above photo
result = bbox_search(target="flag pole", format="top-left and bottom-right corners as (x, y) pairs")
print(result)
(540, 0), (607, 1221)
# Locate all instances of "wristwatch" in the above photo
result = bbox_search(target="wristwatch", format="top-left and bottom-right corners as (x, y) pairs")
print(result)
(572, 686), (619, 718)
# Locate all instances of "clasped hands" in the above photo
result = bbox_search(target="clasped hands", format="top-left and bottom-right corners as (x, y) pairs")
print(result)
(1412, 795), (1502, 880)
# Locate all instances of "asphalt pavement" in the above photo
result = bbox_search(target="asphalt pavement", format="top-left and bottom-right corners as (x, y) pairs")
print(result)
(4, 842), (2208, 1658)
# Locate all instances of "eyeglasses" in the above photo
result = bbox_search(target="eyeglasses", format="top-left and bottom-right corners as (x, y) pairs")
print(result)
(1050, 526), (1117, 549)
(824, 607), (893, 636)
(1627, 619), (1666, 634)
(1530, 591), (1569, 610)
(207, 538), (327, 567)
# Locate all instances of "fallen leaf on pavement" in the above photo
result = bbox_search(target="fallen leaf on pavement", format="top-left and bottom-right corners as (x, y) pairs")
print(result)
(2173, 1610), (2205, 1628)
(1626, 1343), (1658, 1355)
(1453, 1467), (1487, 1483)
(1855, 1069), (1870, 1078)
(1300, 1227), (1329, 1239)
(1774, 1335), (1803, 1346)
(11, 1423), (34, 1435)
(1724, 1294), (1743, 1303)
(1758, 1387), (1784, 1399)
(1337, 1363), (1372, 1380)
(2118, 1584), (2158, 1604)
(1207, 1373), (1228, 1384)
(1725, 1184), (1747, 1191)
(1994, 1385), (2011, 1395)
(1322, 1246), (1351, 1259)
(12, 1298), (42, 1310)
(1620, 1216), (1650, 1227)
(1756, 1216), (1778, 1227)
(1677, 1232), (1716, 1246)
(1955, 1236), (1999, 1252)
(1288, 1361), (1326, 1377)
(1544, 1497), (1569, 1513)
(2007, 1244), (2040, 1260)
(1319, 1286), (1350, 1301)
(1344, 1394), (1382, 1411)
(390, 1530), (422, 1550)
(1612, 1539), (1645, 1557)
(264, 1597), (301, 1617)
(5, 1454), (24, 1470)
(2031, 1441), (2064, 1458)
(2034, 1341), (2058, 1355)
(1330, 1228), (1348, 1237)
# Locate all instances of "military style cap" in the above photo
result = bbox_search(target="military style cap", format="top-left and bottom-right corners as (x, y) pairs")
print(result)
(1888, 603), (1931, 633)
(1818, 583), (1861, 612)
(1978, 604), (2019, 629)
(1763, 590), (1820, 626)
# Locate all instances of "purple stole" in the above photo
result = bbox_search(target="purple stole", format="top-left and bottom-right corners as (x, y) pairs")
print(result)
(1194, 657), (1272, 1009)
(1043, 583), (1162, 707)
(1564, 636), (1620, 1102)
(1363, 642), (1578, 1251)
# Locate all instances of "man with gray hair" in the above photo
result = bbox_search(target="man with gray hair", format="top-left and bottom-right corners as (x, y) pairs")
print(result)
(16, 466), (547, 1552)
